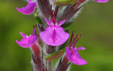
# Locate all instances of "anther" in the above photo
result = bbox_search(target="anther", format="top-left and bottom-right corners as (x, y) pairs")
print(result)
(80, 32), (82, 37)
(77, 36), (80, 39)
(72, 33), (82, 48)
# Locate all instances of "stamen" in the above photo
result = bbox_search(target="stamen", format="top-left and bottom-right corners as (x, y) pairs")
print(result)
(71, 49), (73, 55)
(72, 33), (82, 48)
(69, 30), (75, 45)
(80, 32), (82, 37)
(72, 34), (78, 44)
(68, 44), (73, 49)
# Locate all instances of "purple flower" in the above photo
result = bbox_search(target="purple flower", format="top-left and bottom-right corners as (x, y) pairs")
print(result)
(39, 18), (69, 46)
(66, 47), (87, 65)
(16, 0), (36, 15)
(16, 29), (37, 48)
(94, 0), (109, 3)
(66, 31), (87, 65)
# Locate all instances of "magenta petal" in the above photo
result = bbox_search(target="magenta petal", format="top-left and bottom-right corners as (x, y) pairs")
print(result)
(16, 35), (37, 48)
(39, 26), (69, 46)
(66, 47), (73, 61)
(16, 2), (36, 15)
(45, 18), (51, 25)
(27, 0), (31, 3)
(94, 0), (109, 3)
(20, 32), (27, 38)
(76, 47), (86, 50)
(66, 47), (87, 65)
(32, 28), (36, 35)
(58, 19), (66, 26)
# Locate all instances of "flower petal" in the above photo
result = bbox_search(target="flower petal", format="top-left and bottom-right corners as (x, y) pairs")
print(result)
(66, 47), (73, 61)
(66, 47), (87, 65)
(71, 48), (87, 65)
(58, 19), (66, 26)
(76, 47), (86, 50)
(16, 32), (37, 48)
(94, 0), (109, 3)
(20, 32), (27, 38)
(32, 28), (36, 35)
(45, 18), (51, 25)
(16, 2), (36, 15)
(27, 0), (31, 3)
(39, 26), (69, 46)
(16, 39), (32, 48)
(16, 34), (37, 48)
(29, 35), (37, 43)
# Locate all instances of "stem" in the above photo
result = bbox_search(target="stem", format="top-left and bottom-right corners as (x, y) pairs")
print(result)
(45, 45), (56, 71)
(47, 61), (52, 71)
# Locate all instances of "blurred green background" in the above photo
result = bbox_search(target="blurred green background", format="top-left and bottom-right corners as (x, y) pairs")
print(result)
(0, 0), (113, 71)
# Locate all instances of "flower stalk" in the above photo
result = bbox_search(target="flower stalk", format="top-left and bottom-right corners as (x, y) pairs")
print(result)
(47, 60), (52, 71)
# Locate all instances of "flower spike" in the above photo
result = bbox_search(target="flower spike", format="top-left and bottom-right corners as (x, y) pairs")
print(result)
(16, 29), (37, 48)
(16, 0), (36, 15)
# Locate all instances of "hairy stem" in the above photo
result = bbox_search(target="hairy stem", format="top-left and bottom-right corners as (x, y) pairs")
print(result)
(45, 45), (56, 71)
(47, 61), (52, 71)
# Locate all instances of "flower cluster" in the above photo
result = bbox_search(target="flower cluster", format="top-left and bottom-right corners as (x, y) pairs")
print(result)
(16, 0), (108, 71)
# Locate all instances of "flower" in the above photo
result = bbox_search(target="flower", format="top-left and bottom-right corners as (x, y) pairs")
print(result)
(16, 29), (37, 48)
(66, 31), (87, 65)
(39, 6), (69, 46)
(66, 47), (87, 65)
(39, 18), (69, 46)
(94, 0), (109, 3)
(16, 0), (36, 15)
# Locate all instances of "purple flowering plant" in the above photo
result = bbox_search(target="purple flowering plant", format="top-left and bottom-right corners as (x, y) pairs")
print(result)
(16, 0), (109, 71)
